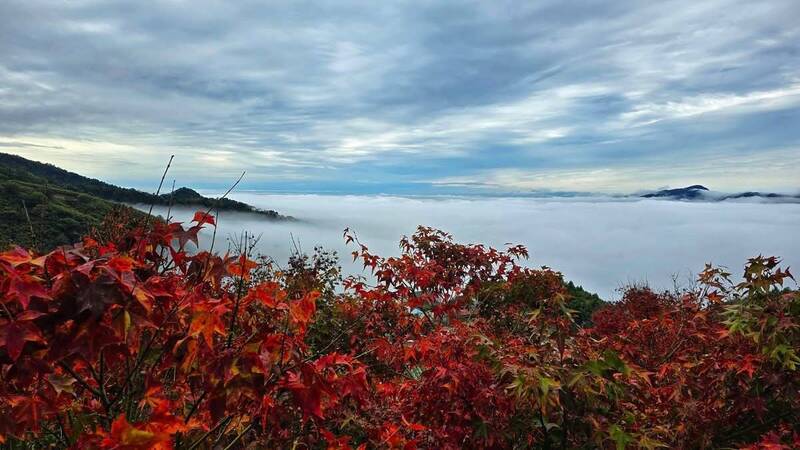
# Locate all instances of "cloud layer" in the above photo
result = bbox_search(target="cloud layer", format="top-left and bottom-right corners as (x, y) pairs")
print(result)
(1, 0), (799, 193)
(147, 194), (800, 299)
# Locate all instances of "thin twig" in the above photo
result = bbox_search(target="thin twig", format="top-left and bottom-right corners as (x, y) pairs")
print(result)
(227, 231), (248, 348)
(110, 296), (185, 408)
(144, 155), (174, 230)
(184, 389), (208, 424)
(186, 415), (232, 450)
(21, 199), (38, 249)
(58, 361), (110, 411)
(222, 423), (253, 450)
(201, 170), (246, 277)
(166, 179), (176, 222)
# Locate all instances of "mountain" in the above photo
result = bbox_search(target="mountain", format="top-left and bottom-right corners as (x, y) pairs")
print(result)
(641, 185), (709, 200)
(0, 153), (287, 218)
(719, 191), (799, 201)
(0, 152), (289, 250)
(640, 185), (800, 202)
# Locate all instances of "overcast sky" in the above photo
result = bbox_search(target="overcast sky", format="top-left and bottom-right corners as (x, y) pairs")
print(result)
(1, 0), (799, 194)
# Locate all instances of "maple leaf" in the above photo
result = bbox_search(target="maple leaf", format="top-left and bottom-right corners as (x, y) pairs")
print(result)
(8, 395), (49, 433)
(173, 225), (201, 249)
(322, 429), (355, 450)
(0, 246), (42, 268)
(6, 274), (51, 309)
(99, 242), (118, 256)
(2, 213), (799, 449)
(282, 369), (325, 419)
(101, 415), (170, 450)
(401, 415), (427, 432)
(132, 286), (154, 313)
(227, 254), (258, 280)
(737, 354), (760, 379)
(192, 210), (216, 227)
(243, 281), (287, 308)
(289, 291), (319, 332)
(0, 320), (46, 361)
(107, 255), (135, 273)
(46, 373), (77, 395)
(168, 246), (188, 270)
(138, 384), (164, 410)
(66, 322), (124, 361)
(82, 236), (99, 250)
(76, 273), (126, 319)
(189, 303), (228, 348)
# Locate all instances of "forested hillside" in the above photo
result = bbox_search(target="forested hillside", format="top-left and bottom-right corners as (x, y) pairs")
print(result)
(0, 153), (285, 217)
(0, 176), (139, 251)
(0, 153), (287, 250)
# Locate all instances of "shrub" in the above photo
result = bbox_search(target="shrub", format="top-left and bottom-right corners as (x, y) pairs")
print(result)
(0, 215), (797, 449)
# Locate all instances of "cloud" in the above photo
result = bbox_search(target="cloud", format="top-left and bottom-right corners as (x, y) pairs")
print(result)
(618, 83), (800, 127)
(0, 0), (798, 192)
(145, 193), (800, 300)
(433, 146), (800, 193)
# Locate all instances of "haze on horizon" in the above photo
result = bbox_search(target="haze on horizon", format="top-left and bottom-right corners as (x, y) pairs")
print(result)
(1, 0), (799, 195)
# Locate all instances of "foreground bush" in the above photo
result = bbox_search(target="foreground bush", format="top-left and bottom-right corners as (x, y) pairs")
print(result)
(0, 215), (798, 449)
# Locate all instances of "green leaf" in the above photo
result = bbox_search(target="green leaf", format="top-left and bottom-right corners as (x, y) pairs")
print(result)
(608, 424), (634, 450)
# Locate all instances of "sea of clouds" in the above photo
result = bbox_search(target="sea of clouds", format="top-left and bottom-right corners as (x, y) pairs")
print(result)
(142, 194), (800, 300)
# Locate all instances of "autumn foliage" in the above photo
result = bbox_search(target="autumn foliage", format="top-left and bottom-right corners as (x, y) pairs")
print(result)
(1, 212), (798, 449)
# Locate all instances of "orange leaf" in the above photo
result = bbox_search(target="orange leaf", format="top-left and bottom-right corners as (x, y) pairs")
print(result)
(102, 415), (168, 449)
(289, 291), (319, 331)
(227, 254), (258, 280)
(192, 211), (216, 226)
(189, 304), (227, 348)
(244, 282), (287, 308)
(108, 256), (135, 273)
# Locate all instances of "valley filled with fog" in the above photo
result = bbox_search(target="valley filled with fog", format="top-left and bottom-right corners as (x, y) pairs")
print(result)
(144, 194), (800, 300)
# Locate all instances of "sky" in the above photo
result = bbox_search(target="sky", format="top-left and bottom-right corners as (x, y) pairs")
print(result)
(1, 0), (799, 195)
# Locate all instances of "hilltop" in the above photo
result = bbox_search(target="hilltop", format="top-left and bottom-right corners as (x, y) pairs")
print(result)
(641, 184), (710, 200)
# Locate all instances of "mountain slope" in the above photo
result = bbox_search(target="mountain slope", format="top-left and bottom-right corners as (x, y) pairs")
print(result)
(0, 177), (134, 251)
(0, 153), (287, 218)
(565, 281), (606, 325)
(0, 153), (288, 250)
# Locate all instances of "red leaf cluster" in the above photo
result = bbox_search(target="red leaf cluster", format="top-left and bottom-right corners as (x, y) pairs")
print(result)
(0, 215), (798, 449)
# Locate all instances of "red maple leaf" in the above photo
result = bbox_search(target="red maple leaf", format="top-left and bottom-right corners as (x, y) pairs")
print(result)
(0, 320), (46, 361)
(192, 211), (216, 227)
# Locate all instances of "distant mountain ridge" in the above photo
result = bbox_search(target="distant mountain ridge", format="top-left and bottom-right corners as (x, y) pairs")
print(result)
(640, 185), (800, 202)
(641, 185), (710, 200)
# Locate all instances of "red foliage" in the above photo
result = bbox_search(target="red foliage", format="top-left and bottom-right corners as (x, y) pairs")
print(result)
(0, 214), (798, 449)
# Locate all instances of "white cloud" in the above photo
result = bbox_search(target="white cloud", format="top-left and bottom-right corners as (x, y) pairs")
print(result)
(146, 194), (800, 300)
(619, 83), (800, 127)
(0, 0), (798, 191)
(433, 147), (800, 193)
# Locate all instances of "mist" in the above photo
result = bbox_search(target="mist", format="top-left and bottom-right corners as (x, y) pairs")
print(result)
(143, 194), (800, 300)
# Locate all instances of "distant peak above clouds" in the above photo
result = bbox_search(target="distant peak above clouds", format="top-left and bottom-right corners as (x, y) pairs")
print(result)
(639, 185), (800, 203)
(641, 185), (709, 199)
